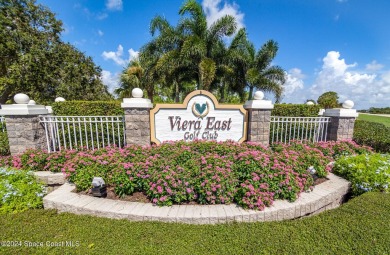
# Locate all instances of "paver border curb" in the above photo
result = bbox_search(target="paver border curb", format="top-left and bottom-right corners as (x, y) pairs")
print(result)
(43, 173), (350, 224)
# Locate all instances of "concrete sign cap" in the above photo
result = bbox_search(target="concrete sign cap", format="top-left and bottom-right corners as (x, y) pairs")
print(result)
(132, 88), (143, 98)
(342, 100), (354, 109)
(253, 91), (264, 100)
(14, 93), (30, 104)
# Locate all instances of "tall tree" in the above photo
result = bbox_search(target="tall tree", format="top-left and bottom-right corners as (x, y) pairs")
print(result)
(177, 0), (237, 90)
(145, 15), (195, 102)
(116, 53), (160, 102)
(242, 40), (286, 102)
(213, 28), (249, 102)
(0, 0), (111, 104)
(317, 91), (340, 109)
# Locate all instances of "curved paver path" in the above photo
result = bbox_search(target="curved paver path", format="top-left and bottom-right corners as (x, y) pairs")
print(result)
(42, 173), (350, 224)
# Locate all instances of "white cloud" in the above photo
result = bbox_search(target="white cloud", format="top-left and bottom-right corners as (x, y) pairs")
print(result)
(283, 68), (305, 98)
(97, 13), (108, 20)
(102, 45), (139, 67)
(106, 0), (122, 11)
(128, 49), (139, 61)
(202, 0), (245, 29)
(101, 70), (120, 94)
(308, 51), (389, 108)
(366, 60), (384, 72)
(98, 30), (104, 37)
(281, 51), (390, 109)
(102, 45), (127, 66)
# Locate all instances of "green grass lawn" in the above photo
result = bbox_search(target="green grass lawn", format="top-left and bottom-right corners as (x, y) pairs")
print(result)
(358, 113), (390, 127)
(1, 192), (389, 255)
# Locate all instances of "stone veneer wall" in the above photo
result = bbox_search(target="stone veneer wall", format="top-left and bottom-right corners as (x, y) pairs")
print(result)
(327, 117), (355, 141)
(247, 109), (272, 146)
(123, 108), (151, 146)
(4, 116), (46, 155)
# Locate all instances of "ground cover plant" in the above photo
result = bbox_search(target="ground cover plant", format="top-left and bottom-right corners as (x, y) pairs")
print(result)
(333, 153), (390, 196)
(0, 168), (46, 214)
(0, 192), (389, 254)
(0, 140), (371, 211)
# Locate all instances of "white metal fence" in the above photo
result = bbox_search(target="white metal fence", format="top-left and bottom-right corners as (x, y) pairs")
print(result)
(39, 116), (125, 152)
(270, 116), (330, 144)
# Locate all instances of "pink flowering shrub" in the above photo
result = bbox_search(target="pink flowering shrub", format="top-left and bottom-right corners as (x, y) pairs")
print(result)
(195, 154), (238, 204)
(20, 149), (49, 172)
(0, 140), (373, 210)
(235, 181), (274, 210)
(43, 149), (78, 172)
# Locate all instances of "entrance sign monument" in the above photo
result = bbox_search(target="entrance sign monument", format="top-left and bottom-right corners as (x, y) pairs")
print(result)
(150, 90), (247, 144)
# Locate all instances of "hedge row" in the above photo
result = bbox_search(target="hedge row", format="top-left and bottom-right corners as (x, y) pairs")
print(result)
(52, 100), (321, 117)
(353, 120), (390, 153)
(272, 104), (321, 117)
(52, 101), (123, 116)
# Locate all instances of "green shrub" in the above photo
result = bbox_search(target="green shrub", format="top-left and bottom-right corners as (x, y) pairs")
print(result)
(353, 120), (390, 153)
(0, 132), (10, 156)
(272, 104), (321, 117)
(0, 168), (46, 214)
(333, 153), (390, 196)
(52, 101), (123, 116)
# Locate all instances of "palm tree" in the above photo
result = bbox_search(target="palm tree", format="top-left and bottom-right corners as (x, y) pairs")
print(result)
(115, 52), (159, 102)
(142, 15), (196, 102)
(243, 40), (286, 102)
(177, 0), (237, 90)
(212, 28), (249, 102)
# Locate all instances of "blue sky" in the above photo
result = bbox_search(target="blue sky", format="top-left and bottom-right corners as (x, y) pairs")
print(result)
(37, 0), (390, 109)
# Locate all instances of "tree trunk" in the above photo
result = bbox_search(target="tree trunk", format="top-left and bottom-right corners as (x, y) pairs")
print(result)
(147, 89), (154, 103)
(0, 86), (13, 104)
(249, 86), (254, 100)
(175, 80), (180, 103)
(219, 80), (225, 103)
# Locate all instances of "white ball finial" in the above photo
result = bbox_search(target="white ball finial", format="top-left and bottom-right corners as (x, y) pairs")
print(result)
(14, 93), (30, 104)
(28, 100), (36, 105)
(55, 97), (65, 102)
(253, 91), (264, 100)
(132, 88), (143, 98)
(342, 100), (354, 109)
(306, 101), (314, 105)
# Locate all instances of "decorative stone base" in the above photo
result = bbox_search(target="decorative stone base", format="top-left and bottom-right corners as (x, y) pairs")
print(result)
(327, 117), (355, 141)
(43, 173), (350, 224)
(123, 108), (151, 147)
(34, 171), (66, 194)
(5, 116), (47, 155)
(247, 109), (272, 146)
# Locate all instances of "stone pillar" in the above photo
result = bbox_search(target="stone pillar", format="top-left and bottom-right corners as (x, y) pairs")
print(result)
(244, 91), (274, 146)
(0, 94), (49, 155)
(121, 88), (153, 147)
(324, 100), (358, 141)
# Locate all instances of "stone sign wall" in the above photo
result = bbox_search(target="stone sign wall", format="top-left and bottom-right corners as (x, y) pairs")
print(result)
(150, 90), (247, 144)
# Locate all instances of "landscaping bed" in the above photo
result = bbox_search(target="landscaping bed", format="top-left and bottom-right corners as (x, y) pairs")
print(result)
(0, 140), (372, 211)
